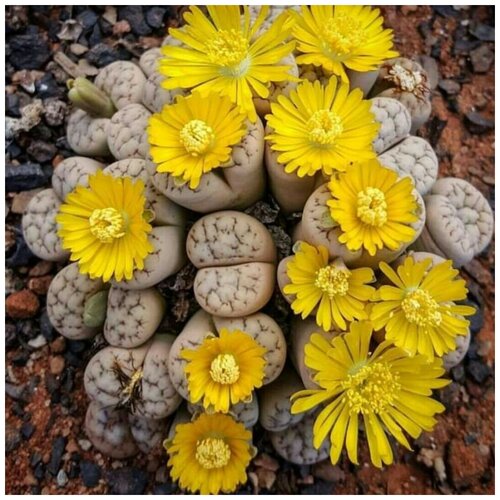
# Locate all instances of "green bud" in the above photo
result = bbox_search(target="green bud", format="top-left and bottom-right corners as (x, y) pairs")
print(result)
(83, 289), (109, 328)
(67, 77), (116, 118)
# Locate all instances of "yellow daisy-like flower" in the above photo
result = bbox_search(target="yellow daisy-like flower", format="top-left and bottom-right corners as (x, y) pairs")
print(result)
(327, 160), (418, 256)
(148, 92), (247, 189)
(283, 242), (375, 331)
(290, 321), (449, 468)
(292, 5), (399, 83)
(56, 171), (153, 282)
(182, 328), (267, 413)
(160, 6), (296, 123)
(371, 256), (476, 360)
(265, 77), (379, 177)
(165, 412), (253, 495)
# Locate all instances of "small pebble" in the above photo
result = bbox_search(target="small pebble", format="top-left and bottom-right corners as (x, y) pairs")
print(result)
(78, 439), (92, 452)
(49, 355), (65, 376)
(470, 44), (494, 73)
(28, 275), (53, 295)
(27, 334), (47, 349)
(56, 469), (68, 487)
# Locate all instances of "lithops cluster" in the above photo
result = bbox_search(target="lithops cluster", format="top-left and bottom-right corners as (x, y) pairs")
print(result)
(66, 61), (147, 158)
(293, 175), (426, 269)
(168, 309), (287, 402)
(25, 4), (494, 493)
(83, 334), (181, 457)
(23, 155), (187, 290)
(146, 118), (267, 214)
(266, 96), (438, 214)
(412, 177), (494, 267)
(187, 211), (277, 317)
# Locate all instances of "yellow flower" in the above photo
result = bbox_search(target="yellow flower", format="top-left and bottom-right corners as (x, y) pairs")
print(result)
(160, 6), (296, 122)
(148, 92), (247, 189)
(165, 412), (253, 495)
(290, 321), (449, 468)
(182, 328), (267, 413)
(265, 77), (379, 177)
(283, 242), (375, 331)
(292, 5), (398, 82)
(56, 171), (153, 282)
(327, 160), (418, 256)
(371, 256), (476, 359)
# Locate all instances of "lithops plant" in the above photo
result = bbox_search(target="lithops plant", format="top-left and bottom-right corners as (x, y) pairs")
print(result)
(187, 211), (277, 317)
(85, 401), (168, 458)
(66, 61), (147, 157)
(47, 263), (107, 340)
(270, 410), (330, 465)
(146, 117), (266, 214)
(168, 309), (286, 403)
(84, 334), (182, 420)
(266, 96), (423, 214)
(85, 401), (139, 458)
(103, 287), (165, 348)
(24, 155), (187, 291)
(22, 189), (69, 262)
(412, 177), (494, 267)
(369, 57), (432, 134)
(294, 177), (426, 269)
(258, 366), (306, 432)
(288, 317), (339, 390)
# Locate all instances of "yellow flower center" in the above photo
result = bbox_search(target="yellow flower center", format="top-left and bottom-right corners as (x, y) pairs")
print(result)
(210, 353), (240, 385)
(342, 362), (400, 414)
(179, 119), (215, 156)
(195, 437), (231, 469)
(307, 110), (344, 146)
(206, 29), (250, 74)
(315, 265), (351, 298)
(89, 208), (126, 243)
(401, 289), (442, 327)
(357, 187), (388, 227)
(322, 13), (367, 56)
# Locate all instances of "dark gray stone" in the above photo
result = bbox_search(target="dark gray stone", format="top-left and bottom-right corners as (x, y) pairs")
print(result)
(466, 360), (491, 384)
(119, 6), (152, 36)
(6, 163), (47, 191)
(107, 467), (148, 495)
(438, 79), (461, 95)
(48, 436), (67, 476)
(465, 111), (494, 134)
(145, 7), (168, 29)
(469, 21), (495, 42)
(8, 32), (51, 69)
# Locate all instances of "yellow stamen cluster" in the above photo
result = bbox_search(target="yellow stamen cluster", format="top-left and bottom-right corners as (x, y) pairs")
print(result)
(89, 207), (126, 243)
(206, 29), (249, 68)
(307, 110), (344, 146)
(322, 14), (367, 56)
(179, 119), (215, 156)
(210, 353), (240, 385)
(195, 437), (232, 469)
(342, 362), (400, 414)
(315, 265), (351, 298)
(357, 187), (388, 227)
(401, 289), (443, 327)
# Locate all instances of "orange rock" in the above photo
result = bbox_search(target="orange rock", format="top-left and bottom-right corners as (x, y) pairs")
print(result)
(6, 289), (40, 319)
